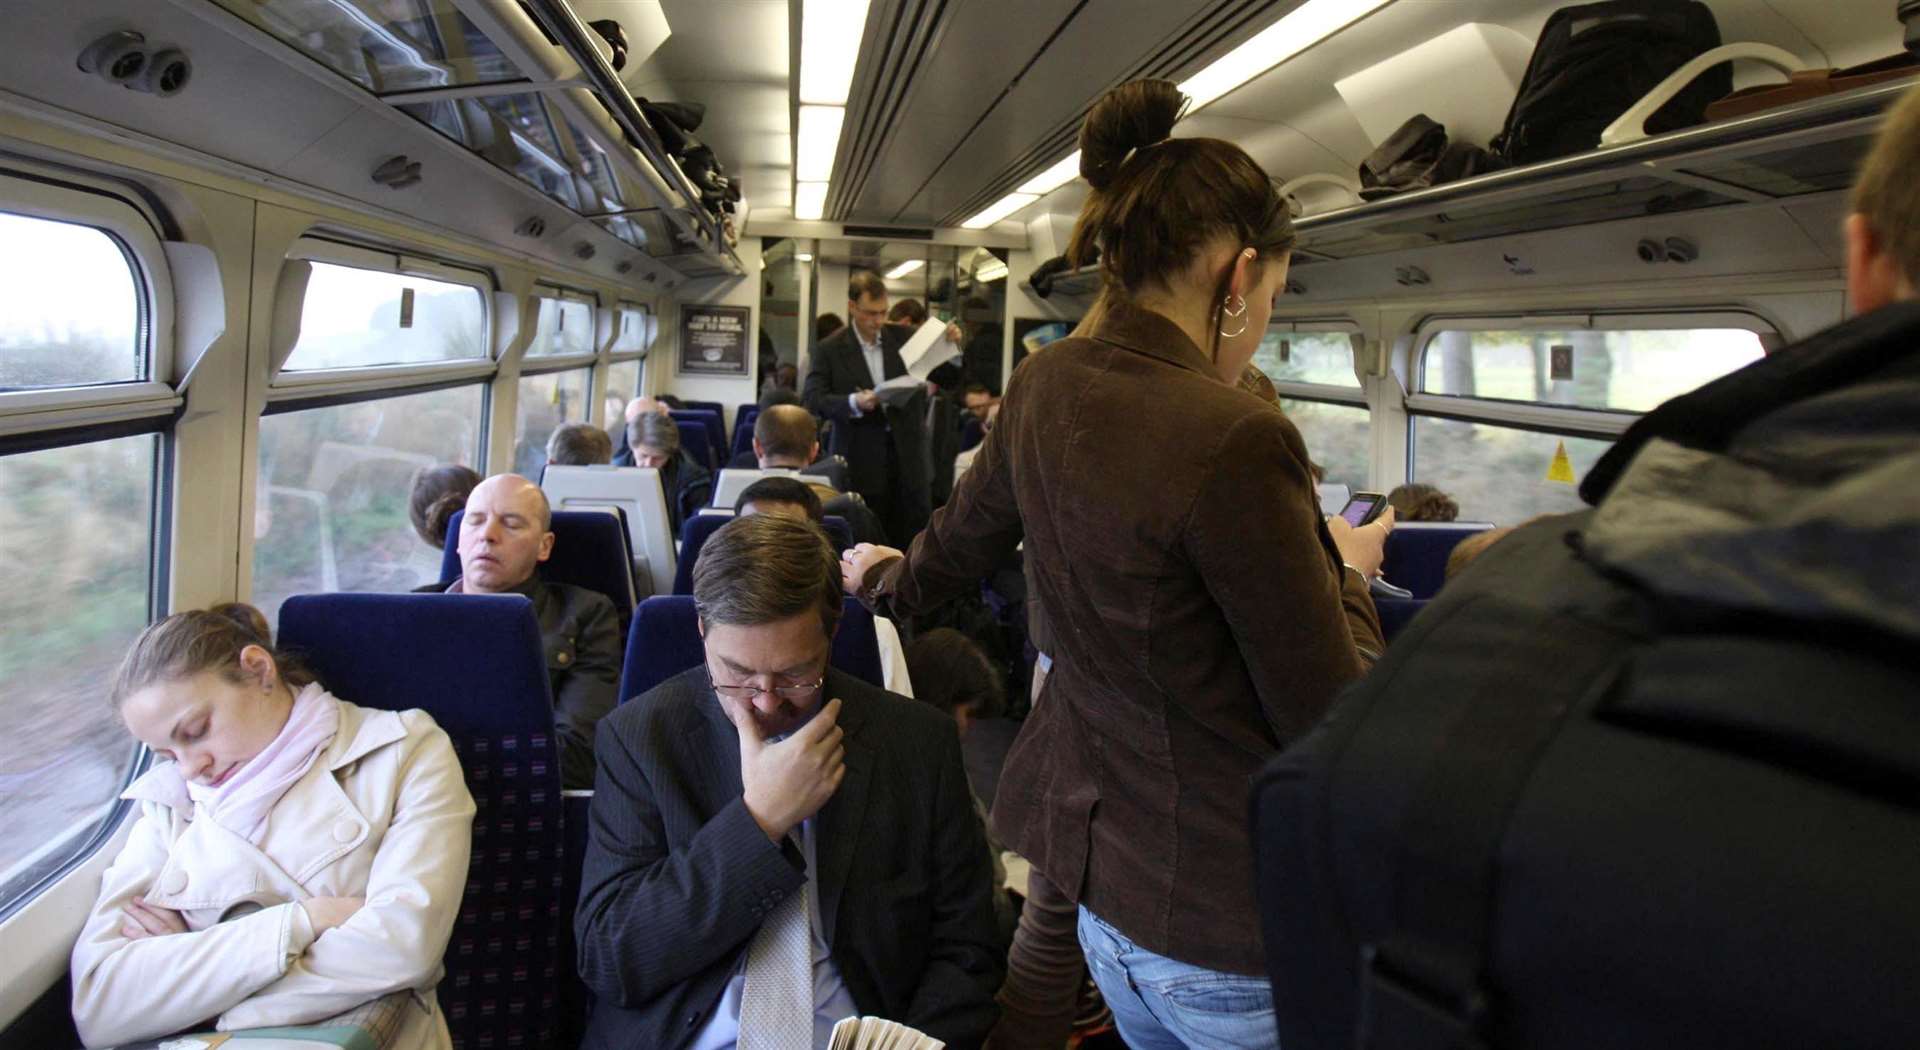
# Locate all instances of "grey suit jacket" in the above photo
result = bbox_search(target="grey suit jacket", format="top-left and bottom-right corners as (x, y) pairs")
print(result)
(574, 666), (1005, 1050)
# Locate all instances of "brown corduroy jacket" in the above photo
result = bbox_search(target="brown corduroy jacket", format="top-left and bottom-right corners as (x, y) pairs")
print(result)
(863, 302), (1382, 975)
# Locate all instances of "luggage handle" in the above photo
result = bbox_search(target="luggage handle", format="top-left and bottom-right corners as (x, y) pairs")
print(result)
(1599, 42), (1807, 147)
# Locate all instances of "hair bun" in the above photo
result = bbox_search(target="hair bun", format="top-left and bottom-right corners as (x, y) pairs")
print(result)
(1078, 79), (1186, 191)
(208, 602), (271, 644)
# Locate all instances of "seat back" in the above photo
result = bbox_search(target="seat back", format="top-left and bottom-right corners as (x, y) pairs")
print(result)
(712, 466), (837, 510)
(1381, 522), (1497, 600)
(731, 405), (761, 460)
(619, 595), (885, 703)
(277, 593), (563, 1050)
(1374, 596), (1428, 642)
(671, 408), (725, 455)
(674, 513), (854, 595)
(439, 508), (637, 630)
(681, 399), (726, 421)
(540, 465), (678, 597)
(670, 416), (718, 472)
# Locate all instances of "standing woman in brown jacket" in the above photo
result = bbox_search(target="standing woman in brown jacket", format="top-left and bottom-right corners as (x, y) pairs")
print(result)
(843, 79), (1390, 1049)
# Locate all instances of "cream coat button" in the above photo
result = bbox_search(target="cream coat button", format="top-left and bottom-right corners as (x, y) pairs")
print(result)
(161, 870), (187, 895)
(333, 820), (358, 844)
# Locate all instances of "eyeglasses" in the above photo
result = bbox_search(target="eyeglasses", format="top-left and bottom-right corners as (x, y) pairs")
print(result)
(703, 662), (824, 702)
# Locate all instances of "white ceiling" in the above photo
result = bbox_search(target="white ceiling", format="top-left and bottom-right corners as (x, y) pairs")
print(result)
(612, 0), (794, 213)
(1007, 0), (1911, 232)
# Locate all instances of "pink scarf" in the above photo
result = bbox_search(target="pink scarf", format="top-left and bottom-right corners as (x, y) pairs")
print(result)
(186, 682), (340, 844)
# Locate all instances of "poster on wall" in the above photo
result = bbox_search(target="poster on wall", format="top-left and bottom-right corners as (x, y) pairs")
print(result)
(679, 304), (751, 376)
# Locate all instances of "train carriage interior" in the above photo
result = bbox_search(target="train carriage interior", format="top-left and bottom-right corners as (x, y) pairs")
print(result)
(2, 0), (1916, 1046)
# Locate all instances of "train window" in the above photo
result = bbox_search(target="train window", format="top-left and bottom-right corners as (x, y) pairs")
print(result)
(526, 293), (595, 358)
(1254, 330), (1360, 388)
(251, 384), (485, 622)
(605, 359), (642, 404)
(514, 366), (592, 476)
(0, 212), (143, 389)
(0, 432), (155, 911)
(611, 303), (654, 354)
(1419, 326), (1765, 413)
(281, 262), (487, 372)
(210, 0), (522, 96)
(1279, 399), (1370, 487)
(1411, 420), (1611, 524)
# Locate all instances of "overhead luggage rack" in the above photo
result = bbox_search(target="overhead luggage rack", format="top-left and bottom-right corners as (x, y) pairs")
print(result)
(1290, 77), (1913, 263)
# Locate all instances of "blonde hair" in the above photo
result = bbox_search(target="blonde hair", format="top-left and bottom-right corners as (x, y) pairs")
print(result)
(1851, 80), (1920, 287)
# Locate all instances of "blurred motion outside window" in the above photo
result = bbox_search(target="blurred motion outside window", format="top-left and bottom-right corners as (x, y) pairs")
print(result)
(0, 212), (142, 389)
(1420, 327), (1765, 412)
(281, 262), (486, 371)
(611, 303), (653, 354)
(0, 434), (154, 909)
(515, 367), (591, 477)
(1278, 399), (1370, 488)
(252, 385), (484, 623)
(1411, 419), (1610, 524)
(1253, 329), (1360, 388)
(526, 295), (595, 358)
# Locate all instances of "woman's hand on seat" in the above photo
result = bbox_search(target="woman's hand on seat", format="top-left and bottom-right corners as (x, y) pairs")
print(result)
(840, 543), (903, 595)
(120, 896), (186, 939)
(1328, 505), (1394, 579)
(300, 895), (366, 934)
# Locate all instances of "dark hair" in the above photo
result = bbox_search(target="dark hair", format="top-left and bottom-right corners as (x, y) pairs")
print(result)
(1387, 483), (1460, 523)
(657, 394), (686, 409)
(1068, 79), (1295, 350)
(815, 313), (845, 340)
(848, 270), (887, 303)
(962, 383), (994, 399)
(545, 422), (613, 467)
(628, 410), (681, 457)
(110, 603), (316, 710)
(409, 463), (481, 548)
(736, 476), (825, 520)
(693, 514), (842, 636)
(754, 404), (818, 464)
(758, 386), (804, 409)
(903, 629), (1005, 721)
(889, 298), (929, 326)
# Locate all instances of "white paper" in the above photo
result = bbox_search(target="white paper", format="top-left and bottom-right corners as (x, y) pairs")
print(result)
(873, 372), (925, 409)
(897, 317), (961, 381)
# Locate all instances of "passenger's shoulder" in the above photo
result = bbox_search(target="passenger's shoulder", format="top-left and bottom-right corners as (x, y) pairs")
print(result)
(543, 579), (618, 618)
(838, 676), (958, 748)
(603, 667), (709, 741)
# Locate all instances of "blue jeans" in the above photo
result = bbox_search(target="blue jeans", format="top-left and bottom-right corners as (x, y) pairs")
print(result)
(1076, 906), (1280, 1049)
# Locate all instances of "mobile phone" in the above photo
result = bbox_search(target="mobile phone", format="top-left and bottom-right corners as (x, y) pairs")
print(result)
(1337, 491), (1388, 528)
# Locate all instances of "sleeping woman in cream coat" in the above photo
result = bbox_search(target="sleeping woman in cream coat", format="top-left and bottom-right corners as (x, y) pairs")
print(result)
(70, 604), (475, 1050)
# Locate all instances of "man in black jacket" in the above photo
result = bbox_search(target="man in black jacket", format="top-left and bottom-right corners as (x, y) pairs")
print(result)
(804, 270), (934, 544)
(575, 514), (1004, 1049)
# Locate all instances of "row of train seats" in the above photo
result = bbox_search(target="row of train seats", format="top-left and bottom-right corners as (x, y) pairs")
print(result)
(670, 512), (853, 596)
(276, 587), (888, 1049)
(1375, 522), (1498, 641)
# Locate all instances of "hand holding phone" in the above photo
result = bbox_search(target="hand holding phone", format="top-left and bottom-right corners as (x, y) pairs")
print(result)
(1337, 492), (1389, 528)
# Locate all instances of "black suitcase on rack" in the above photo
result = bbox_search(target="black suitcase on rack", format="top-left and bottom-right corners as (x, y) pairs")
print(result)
(1251, 512), (1920, 1050)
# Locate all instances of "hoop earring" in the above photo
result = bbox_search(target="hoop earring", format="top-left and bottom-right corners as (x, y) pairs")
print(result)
(1218, 294), (1248, 338)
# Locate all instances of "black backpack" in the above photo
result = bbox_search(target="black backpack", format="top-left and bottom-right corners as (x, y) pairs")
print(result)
(1358, 115), (1507, 200)
(1492, 0), (1731, 165)
(1251, 512), (1920, 1049)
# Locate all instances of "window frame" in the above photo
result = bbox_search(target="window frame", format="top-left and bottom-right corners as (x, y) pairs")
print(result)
(1263, 319), (1369, 409)
(523, 282), (601, 370)
(609, 299), (654, 359)
(0, 170), (180, 435)
(268, 236), (496, 399)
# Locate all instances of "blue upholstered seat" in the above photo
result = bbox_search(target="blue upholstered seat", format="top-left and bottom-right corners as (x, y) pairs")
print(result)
(673, 514), (854, 595)
(670, 417), (718, 472)
(276, 593), (563, 1050)
(1380, 522), (1497, 600)
(618, 594), (886, 704)
(670, 409), (725, 466)
(731, 405), (761, 460)
(438, 509), (637, 633)
(681, 399), (725, 420)
(1374, 596), (1428, 643)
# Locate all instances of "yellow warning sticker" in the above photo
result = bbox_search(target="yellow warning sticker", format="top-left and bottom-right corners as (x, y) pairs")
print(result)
(1546, 440), (1577, 484)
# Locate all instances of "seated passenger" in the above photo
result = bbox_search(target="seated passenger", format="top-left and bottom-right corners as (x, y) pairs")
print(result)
(574, 514), (1004, 1048)
(415, 474), (618, 789)
(755, 404), (888, 545)
(1444, 524), (1516, 582)
(889, 298), (930, 327)
(625, 409), (712, 535)
(1386, 482), (1460, 522)
(71, 604), (475, 1049)
(611, 396), (673, 465)
(735, 476), (914, 698)
(546, 421), (614, 467)
(407, 463), (480, 549)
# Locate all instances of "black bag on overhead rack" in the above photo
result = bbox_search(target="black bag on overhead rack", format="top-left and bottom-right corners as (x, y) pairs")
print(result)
(1358, 114), (1506, 200)
(1491, 0), (1730, 165)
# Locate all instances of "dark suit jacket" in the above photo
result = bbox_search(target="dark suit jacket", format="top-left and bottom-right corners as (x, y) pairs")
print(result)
(803, 325), (931, 506)
(861, 302), (1385, 976)
(574, 667), (1005, 1050)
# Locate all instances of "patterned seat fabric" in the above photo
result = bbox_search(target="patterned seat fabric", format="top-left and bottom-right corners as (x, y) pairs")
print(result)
(279, 593), (564, 1050)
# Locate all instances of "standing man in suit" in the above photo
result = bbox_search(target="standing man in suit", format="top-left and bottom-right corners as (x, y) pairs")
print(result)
(574, 513), (1004, 1049)
(804, 270), (939, 544)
